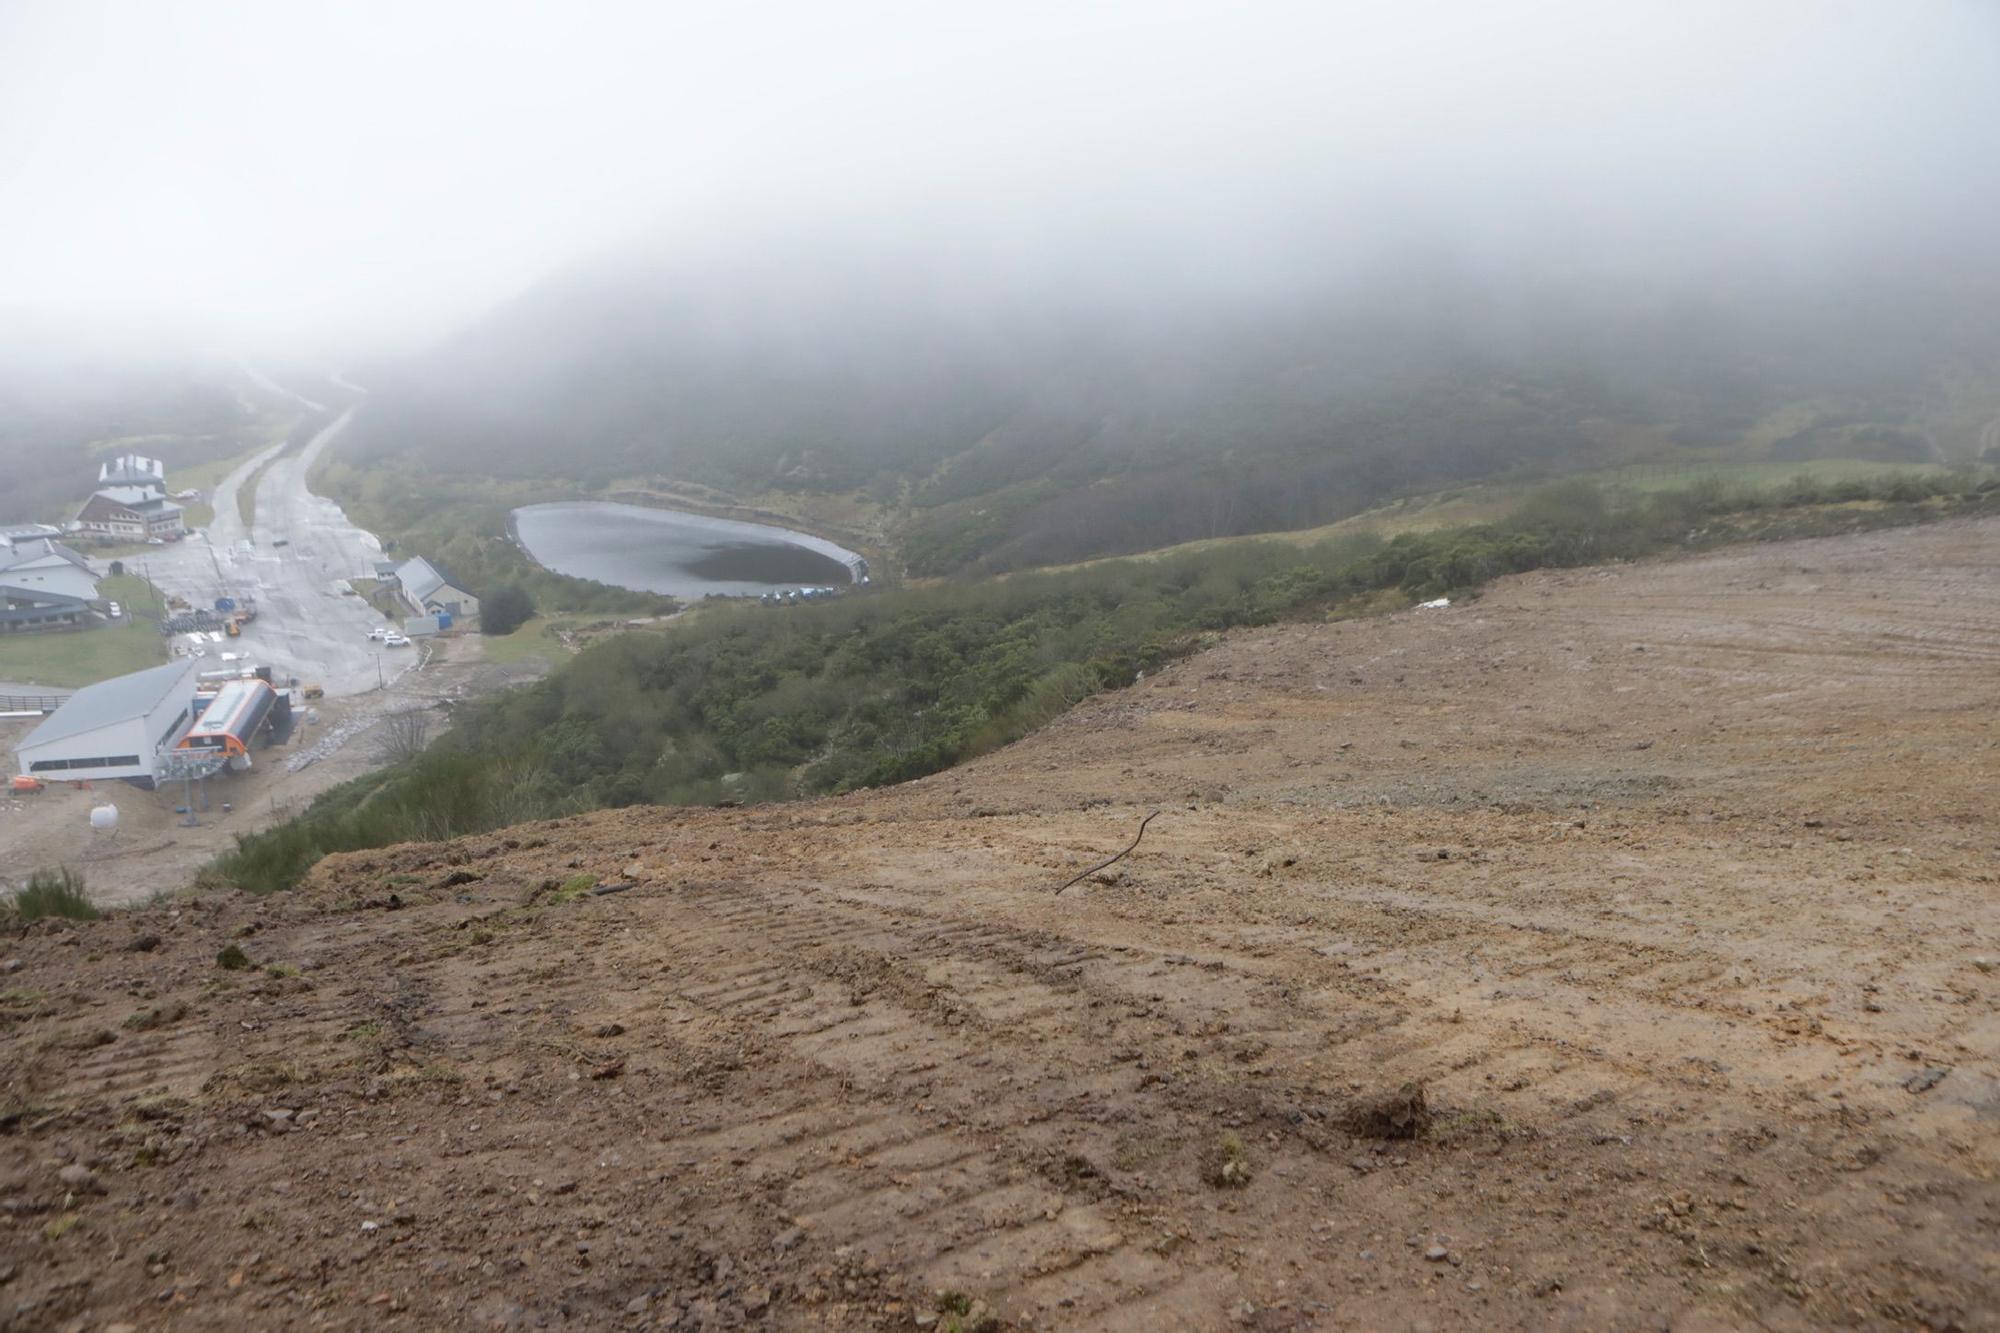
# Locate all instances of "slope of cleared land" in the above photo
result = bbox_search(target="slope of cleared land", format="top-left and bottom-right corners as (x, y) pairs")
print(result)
(3, 518), (1998, 1330)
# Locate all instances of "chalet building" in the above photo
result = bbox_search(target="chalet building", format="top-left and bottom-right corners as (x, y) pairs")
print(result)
(76, 486), (184, 541)
(0, 538), (99, 603)
(395, 556), (478, 621)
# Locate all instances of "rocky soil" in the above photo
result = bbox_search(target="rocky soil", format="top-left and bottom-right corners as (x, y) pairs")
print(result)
(3, 517), (1998, 1330)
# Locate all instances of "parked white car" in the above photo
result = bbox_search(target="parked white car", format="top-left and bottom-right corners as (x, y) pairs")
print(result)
(383, 633), (412, 648)
(366, 626), (390, 641)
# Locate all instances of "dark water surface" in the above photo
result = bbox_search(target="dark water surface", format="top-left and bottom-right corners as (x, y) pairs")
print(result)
(510, 501), (862, 599)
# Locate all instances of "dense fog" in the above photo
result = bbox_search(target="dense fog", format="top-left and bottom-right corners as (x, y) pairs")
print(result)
(1, 1), (1995, 354)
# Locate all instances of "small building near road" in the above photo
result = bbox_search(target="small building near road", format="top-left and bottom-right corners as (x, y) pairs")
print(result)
(0, 585), (93, 634)
(0, 537), (99, 603)
(14, 660), (199, 789)
(395, 556), (478, 621)
(76, 486), (185, 542)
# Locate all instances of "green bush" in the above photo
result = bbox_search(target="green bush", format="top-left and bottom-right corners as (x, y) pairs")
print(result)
(481, 583), (535, 635)
(6, 867), (99, 921)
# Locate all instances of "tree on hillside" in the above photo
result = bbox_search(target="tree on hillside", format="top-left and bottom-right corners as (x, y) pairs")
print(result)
(481, 583), (534, 635)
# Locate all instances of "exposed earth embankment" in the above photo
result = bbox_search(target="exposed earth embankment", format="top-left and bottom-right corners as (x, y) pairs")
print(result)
(3, 518), (1997, 1329)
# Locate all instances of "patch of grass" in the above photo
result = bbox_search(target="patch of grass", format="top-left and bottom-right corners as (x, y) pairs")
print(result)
(1208, 1130), (1252, 1188)
(934, 1292), (997, 1333)
(173, 434), (280, 498)
(215, 944), (252, 971)
(44, 1213), (80, 1241)
(6, 868), (100, 922)
(264, 963), (302, 978)
(0, 593), (168, 687)
(475, 614), (586, 666)
(550, 873), (598, 904)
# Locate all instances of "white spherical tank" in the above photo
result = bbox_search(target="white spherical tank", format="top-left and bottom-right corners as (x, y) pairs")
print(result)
(88, 803), (119, 832)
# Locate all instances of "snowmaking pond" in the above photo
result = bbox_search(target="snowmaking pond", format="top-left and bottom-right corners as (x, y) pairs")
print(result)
(510, 501), (864, 599)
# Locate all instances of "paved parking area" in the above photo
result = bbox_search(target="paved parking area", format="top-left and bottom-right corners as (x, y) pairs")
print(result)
(129, 407), (413, 699)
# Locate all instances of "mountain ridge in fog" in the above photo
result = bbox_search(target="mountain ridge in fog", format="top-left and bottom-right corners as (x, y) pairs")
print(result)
(340, 219), (2000, 571)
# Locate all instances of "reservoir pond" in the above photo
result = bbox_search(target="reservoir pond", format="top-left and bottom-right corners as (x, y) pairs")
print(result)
(510, 501), (863, 599)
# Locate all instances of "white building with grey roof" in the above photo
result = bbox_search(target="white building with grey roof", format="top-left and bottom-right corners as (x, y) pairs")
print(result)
(395, 555), (478, 621)
(14, 661), (199, 789)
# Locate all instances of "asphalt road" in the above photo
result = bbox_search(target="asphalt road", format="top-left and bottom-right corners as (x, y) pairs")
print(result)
(135, 389), (411, 699)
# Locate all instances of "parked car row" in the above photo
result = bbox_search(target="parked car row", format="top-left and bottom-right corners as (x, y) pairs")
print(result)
(366, 626), (412, 647)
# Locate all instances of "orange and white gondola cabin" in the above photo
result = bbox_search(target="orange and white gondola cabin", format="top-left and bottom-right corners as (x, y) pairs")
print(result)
(177, 677), (276, 759)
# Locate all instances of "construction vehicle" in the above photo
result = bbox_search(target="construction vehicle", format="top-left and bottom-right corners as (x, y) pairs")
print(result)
(301, 683), (324, 700)
(10, 776), (44, 795)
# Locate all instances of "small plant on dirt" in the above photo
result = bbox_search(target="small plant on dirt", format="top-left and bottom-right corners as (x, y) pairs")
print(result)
(935, 1292), (998, 1333)
(1208, 1130), (1252, 1188)
(264, 963), (302, 978)
(215, 944), (252, 971)
(551, 873), (598, 904)
(122, 1002), (189, 1032)
(6, 868), (99, 922)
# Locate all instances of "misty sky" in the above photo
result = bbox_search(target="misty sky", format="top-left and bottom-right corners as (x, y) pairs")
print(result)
(1, 1), (1995, 356)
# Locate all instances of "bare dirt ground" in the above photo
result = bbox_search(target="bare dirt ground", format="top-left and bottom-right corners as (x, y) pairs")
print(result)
(0, 642), (547, 906)
(2, 518), (1997, 1331)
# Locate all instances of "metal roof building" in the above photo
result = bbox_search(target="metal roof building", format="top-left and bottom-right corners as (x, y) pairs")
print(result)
(15, 660), (198, 789)
(395, 556), (479, 620)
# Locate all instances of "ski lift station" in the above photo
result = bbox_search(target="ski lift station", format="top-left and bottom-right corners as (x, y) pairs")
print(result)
(13, 660), (289, 789)
(14, 660), (200, 788)
(176, 676), (278, 765)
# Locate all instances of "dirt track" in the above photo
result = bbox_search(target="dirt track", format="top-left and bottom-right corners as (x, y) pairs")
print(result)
(3, 518), (1998, 1330)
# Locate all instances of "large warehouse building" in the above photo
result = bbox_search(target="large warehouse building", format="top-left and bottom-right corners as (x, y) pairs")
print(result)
(14, 661), (199, 789)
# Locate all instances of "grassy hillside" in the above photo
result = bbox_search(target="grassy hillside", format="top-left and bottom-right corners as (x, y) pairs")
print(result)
(1040, 458), (1966, 572)
(211, 468), (1998, 892)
